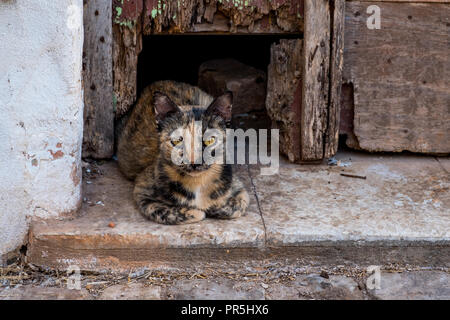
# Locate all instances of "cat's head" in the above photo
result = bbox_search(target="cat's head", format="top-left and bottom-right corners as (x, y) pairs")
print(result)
(153, 91), (232, 176)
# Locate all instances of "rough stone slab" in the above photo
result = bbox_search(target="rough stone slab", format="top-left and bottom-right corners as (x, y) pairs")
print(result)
(253, 152), (449, 243)
(265, 275), (364, 300)
(164, 279), (265, 300)
(371, 271), (450, 300)
(0, 287), (91, 300)
(27, 162), (265, 271)
(99, 283), (161, 300)
(198, 59), (267, 115)
(0, 270), (448, 300)
(250, 152), (450, 266)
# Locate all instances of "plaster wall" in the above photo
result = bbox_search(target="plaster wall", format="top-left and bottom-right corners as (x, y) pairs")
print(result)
(0, 0), (84, 259)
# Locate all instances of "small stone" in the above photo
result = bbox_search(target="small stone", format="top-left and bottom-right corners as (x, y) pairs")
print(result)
(198, 59), (266, 115)
(261, 283), (269, 289)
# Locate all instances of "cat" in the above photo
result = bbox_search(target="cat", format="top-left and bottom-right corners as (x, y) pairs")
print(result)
(117, 81), (249, 225)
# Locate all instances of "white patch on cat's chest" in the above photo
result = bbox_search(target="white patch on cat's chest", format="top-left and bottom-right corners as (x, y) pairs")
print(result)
(192, 187), (209, 210)
(193, 187), (201, 200)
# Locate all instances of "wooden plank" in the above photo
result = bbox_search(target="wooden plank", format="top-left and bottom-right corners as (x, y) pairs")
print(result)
(343, 1), (450, 154)
(324, 0), (345, 158)
(266, 39), (304, 163)
(142, 0), (304, 34)
(82, 0), (114, 159)
(301, 0), (331, 160)
(112, 22), (143, 119)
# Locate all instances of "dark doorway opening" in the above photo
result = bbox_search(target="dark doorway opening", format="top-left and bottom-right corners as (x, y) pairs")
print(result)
(137, 34), (301, 92)
(136, 34), (301, 131)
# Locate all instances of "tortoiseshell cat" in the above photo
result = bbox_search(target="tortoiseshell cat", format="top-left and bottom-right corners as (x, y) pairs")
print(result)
(117, 81), (249, 225)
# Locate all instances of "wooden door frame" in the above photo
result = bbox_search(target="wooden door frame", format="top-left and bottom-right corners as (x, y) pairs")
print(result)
(82, 0), (345, 162)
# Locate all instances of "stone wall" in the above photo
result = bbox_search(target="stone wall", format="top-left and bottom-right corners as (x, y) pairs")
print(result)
(0, 0), (84, 259)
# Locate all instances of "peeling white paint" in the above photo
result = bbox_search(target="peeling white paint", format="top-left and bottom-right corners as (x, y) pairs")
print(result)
(0, 0), (84, 257)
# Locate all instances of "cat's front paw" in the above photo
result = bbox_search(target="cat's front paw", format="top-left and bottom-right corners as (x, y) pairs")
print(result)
(228, 189), (250, 219)
(180, 208), (206, 224)
(206, 189), (249, 220)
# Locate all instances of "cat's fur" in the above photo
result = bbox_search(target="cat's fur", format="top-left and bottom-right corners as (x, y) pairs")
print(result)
(117, 81), (249, 225)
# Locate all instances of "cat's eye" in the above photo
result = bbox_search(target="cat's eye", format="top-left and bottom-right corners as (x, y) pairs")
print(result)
(171, 137), (183, 146)
(204, 136), (216, 146)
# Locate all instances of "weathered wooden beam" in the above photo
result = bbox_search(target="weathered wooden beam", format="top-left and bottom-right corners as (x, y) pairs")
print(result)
(301, 0), (331, 161)
(324, 0), (345, 158)
(82, 0), (114, 159)
(343, 1), (450, 154)
(112, 22), (143, 119)
(113, 0), (304, 35)
(266, 39), (304, 163)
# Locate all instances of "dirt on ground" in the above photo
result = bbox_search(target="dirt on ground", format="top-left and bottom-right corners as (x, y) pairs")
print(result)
(1, 254), (448, 300)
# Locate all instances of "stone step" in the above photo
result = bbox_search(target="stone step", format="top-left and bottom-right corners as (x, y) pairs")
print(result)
(27, 152), (450, 272)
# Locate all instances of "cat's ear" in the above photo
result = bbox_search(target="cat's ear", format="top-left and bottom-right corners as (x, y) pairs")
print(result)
(206, 91), (233, 122)
(153, 92), (181, 122)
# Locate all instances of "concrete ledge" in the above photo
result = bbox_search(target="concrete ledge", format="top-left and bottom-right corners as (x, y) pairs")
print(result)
(253, 152), (450, 243)
(27, 153), (450, 272)
(27, 237), (449, 272)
